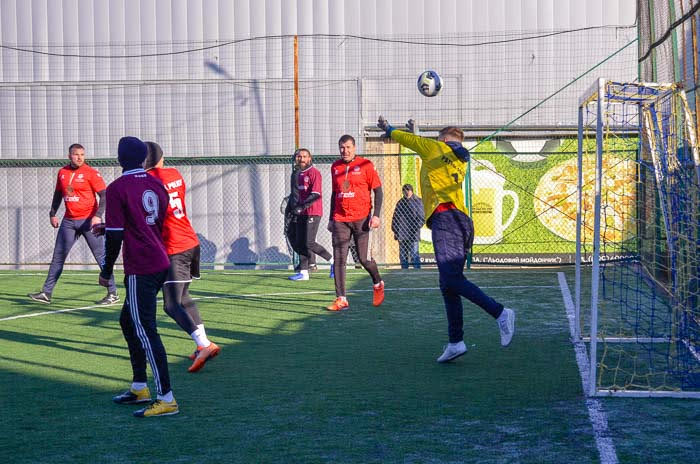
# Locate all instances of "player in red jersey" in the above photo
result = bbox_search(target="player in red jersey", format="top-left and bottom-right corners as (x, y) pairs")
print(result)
(326, 135), (385, 311)
(28, 143), (118, 305)
(143, 142), (220, 373)
(98, 136), (179, 418)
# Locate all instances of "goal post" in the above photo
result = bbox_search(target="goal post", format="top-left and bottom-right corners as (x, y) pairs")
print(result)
(576, 80), (700, 398)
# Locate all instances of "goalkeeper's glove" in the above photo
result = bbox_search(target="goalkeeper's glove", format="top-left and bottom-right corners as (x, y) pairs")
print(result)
(406, 119), (416, 134)
(377, 115), (394, 138)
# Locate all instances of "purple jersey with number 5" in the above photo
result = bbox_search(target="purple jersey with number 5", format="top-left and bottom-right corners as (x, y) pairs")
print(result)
(105, 169), (170, 275)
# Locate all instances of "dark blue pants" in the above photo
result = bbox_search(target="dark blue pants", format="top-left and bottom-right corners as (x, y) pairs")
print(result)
(398, 240), (421, 269)
(43, 217), (117, 294)
(430, 209), (504, 343)
(120, 271), (171, 396)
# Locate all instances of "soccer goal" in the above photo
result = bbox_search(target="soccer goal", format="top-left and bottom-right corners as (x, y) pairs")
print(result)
(575, 79), (700, 398)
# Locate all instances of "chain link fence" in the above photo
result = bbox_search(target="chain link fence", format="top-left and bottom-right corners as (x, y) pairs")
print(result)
(2, 136), (638, 269)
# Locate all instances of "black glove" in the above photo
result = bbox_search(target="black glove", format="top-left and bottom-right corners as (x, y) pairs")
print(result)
(293, 206), (304, 215)
(378, 115), (394, 137)
(406, 119), (416, 133)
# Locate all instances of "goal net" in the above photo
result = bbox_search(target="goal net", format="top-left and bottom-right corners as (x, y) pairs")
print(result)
(576, 80), (700, 398)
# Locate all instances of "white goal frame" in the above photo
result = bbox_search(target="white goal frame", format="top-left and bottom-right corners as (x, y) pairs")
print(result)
(575, 78), (700, 399)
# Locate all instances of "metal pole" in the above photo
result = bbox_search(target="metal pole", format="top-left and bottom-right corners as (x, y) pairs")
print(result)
(575, 104), (583, 341)
(589, 78), (606, 397)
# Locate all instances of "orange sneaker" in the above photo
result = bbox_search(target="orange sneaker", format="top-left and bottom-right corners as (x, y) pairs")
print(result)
(188, 346), (203, 361)
(373, 281), (385, 307)
(188, 343), (220, 373)
(326, 297), (349, 311)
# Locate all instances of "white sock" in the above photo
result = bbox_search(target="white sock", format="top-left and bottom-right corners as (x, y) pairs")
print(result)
(301, 270), (309, 277)
(197, 324), (207, 336)
(131, 382), (147, 391)
(497, 309), (509, 323)
(374, 280), (383, 288)
(157, 391), (174, 402)
(339, 296), (347, 302)
(190, 327), (211, 348)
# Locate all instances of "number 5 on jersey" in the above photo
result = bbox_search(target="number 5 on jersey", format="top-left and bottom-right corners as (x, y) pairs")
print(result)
(168, 191), (185, 219)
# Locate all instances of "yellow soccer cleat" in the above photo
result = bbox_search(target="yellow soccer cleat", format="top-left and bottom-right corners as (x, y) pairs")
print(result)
(133, 399), (179, 418)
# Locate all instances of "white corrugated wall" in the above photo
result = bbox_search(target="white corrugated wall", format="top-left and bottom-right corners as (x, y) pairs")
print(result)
(0, 0), (637, 267)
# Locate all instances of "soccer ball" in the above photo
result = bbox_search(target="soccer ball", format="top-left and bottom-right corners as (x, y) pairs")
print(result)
(417, 70), (442, 97)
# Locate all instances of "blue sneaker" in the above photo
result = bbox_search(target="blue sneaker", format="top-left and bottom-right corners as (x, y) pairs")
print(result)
(288, 272), (309, 281)
(329, 264), (334, 279)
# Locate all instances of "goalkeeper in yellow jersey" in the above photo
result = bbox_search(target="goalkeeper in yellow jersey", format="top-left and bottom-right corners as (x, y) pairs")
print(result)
(378, 116), (515, 363)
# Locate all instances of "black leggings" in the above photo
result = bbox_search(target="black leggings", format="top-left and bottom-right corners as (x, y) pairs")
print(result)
(289, 215), (332, 270)
(162, 246), (202, 334)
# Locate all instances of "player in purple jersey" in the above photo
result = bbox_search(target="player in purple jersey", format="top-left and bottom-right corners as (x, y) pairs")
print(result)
(97, 136), (179, 418)
(287, 148), (333, 281)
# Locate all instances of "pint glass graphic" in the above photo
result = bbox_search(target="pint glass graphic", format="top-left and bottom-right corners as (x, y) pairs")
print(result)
(471, 160), (519, 244)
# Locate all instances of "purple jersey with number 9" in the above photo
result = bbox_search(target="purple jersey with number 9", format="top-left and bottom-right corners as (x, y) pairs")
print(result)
(105, 169), (170, 275)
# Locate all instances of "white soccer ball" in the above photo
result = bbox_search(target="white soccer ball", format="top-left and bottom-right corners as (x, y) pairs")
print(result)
(417, 70), (442, 97)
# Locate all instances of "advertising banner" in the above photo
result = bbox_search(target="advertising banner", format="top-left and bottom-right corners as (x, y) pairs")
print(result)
(400, 138), (638, 265)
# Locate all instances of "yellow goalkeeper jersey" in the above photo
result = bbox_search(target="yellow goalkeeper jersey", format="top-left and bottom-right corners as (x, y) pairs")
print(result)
(390, 129), (469, 224)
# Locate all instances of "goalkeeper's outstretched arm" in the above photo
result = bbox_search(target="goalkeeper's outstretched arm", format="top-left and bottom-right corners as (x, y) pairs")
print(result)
(377, 116), (443, 161)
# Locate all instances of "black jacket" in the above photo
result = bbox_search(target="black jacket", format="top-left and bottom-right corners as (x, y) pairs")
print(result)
(391, 195), (425, 241)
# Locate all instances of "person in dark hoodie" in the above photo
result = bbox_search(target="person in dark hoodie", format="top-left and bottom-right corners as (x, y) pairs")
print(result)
(97, 136), (179, 417)
(377, 117), (516, 363)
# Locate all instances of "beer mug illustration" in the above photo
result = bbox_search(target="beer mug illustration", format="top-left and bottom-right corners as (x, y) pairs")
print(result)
(471, 160), (519, 244)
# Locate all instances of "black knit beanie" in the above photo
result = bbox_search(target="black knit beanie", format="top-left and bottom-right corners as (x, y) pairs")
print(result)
(117, 136), (148, 170)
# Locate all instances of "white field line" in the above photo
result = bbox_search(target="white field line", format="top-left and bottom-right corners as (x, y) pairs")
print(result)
(1, 284), (557, 323)
(0, 269), (519, 277)
(558, 272), (618, 464)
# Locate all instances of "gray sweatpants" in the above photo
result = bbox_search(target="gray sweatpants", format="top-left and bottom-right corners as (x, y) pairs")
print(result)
(42, 217), (117, 294)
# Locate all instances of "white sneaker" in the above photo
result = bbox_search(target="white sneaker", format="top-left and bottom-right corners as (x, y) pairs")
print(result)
(497, 308), (515, 347)
(436, 341), (467, 363)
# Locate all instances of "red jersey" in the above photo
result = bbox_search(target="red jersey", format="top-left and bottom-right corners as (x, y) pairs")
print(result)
(295, 165), (323, 217)
(147, 167), (200, 255)
(330, 156), (381, 222)
(55, 164), (106, 219)
(105, 169), (170, 275)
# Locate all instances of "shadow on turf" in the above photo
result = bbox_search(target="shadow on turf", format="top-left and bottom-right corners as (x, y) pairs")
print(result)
(8, 269), (692, 463)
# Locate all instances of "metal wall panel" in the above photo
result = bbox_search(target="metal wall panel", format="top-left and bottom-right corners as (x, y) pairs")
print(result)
(0, 0), (637, 266)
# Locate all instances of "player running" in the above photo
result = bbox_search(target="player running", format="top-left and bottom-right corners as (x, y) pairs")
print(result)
(326, 135), (385, 311)
(377, 117), (515, 362)
(143, 141), (220, 373)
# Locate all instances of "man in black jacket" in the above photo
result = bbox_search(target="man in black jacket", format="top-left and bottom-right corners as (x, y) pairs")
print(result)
(391, 184), (425, 269)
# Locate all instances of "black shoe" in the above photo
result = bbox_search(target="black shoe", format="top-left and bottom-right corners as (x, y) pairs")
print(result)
(113, 387), (151, 405)
(28, 291), (51, 304)
(354, 264), (363, 269)
(98, 293), (120, 305)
